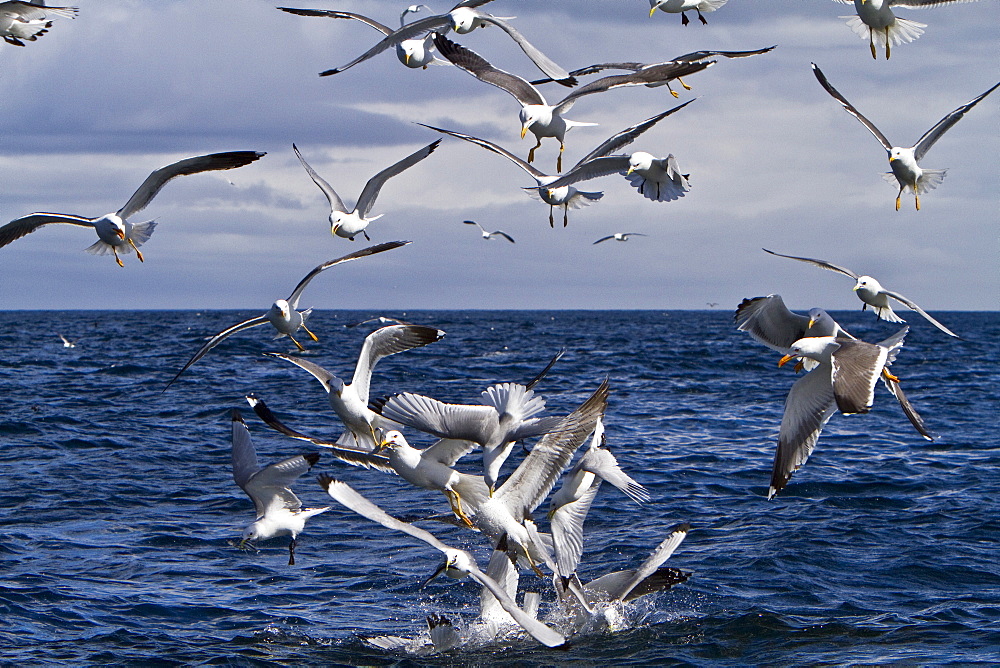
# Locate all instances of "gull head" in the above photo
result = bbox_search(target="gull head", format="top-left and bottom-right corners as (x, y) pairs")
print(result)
(398, 38), (427, 68)
(375, 429), (407, 453)
(806, 308), (833, 333)
(451, 7), (485, 33)
(239, 524), (262, 550)
(853, 275), (883, 298)
(423, 548), (474, 587)
(519, 105), (551, 138)
(627, 152), (655, 175)
(779, 336), (838, 367)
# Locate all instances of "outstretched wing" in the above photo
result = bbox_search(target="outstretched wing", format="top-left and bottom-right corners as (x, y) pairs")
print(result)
(432, 32), (546, 106)
(164, 315), (268, 390)
(277, 7), (392, 34)
(318, 14), (451, 76)
(475, 15), (576, 86)
(355, 140), (441, 218)
(811, 63), (892, 151)
(293, 143), (348, 214)
(352, 324), (446, 404)
(418, 123), (547, 179)
(881, 288), (961, 339)
(762, 248), (860, 280)
(572, 100), (696, 166)
(231, 409), (261, 490)
(0, 213), (95, 249)
(734, 294), (812, 353)
(913, 82), (998, 161)
(771, 366), (837, 499)
(554, 60), (713, 115)
(286, 240), (409, 309)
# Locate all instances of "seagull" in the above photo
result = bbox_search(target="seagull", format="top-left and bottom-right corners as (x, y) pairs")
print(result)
(365, 613), (461, 655)
(649, 0), (729, 25)
(378, 380), (565, 493)
(832, 0), (982, 59)
(278, 5), (449, 70)
(547, 417), (649, 578)
(230, 409), (328, 566)
(0, 2), (77, 46)
(244, 396), (488, 528)
(432, 32), (712, 171)
(463, 220), (515, 243)
(531, 46), (776, 98)
(57, 334), (76, 348)
(163, 241), (410, 390)
(0, 151), (265, 266)
(811, 63), (999, 211)
(593, 232), (648, 245)
(267, 324), (446, 450)
(762, 248), (961, 338)
(314, 0), (576, 86)
(768, 328), (930, 498)
(318, 476), (567, 648)
(293, 141), (439, 241)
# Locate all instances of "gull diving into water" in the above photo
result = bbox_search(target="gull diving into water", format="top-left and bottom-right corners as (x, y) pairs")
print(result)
(267, 324), (446, 451)
(0, 2), (77, 46)
(163, 241), (410, 390)
(811, 63), (999, 211)
(293, 141), (439, 241)
(0, 151), (264, 266)
(832, 0), (983, 59)
(313, 0), (576, 86)
(318, 476), (567, 647)
(432, 32), (712, 172)
(762, 248), (961, 339)
(231, 410), (328, 566)
(463, 220), (515, 243)
(649, 0), (729, 25)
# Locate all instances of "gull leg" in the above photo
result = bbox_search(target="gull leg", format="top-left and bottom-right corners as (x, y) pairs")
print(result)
(445, 490), (474, 529)
(288, 538), (297, 566)
(882, 368), (900, 383)
(548, 207), (554, 228)
(913, 183), (921, 211)
(681, 12), (689, 26)
(895, 186), (903, 211)
(562, 207), (568, 227)
(128, 238), (145, 262)
(113, 247), (124, 267)
(557, 142), (565, 173)
(679, 76), (692, 91)
(667, 82), (679, 98)
(363, 230), (371, 241)
(885, 28), (891, 59)
(301, 324), (319, 342)
(288, 334), (307, 352)
(527, 136), (542, 164)
(869, 32), (877, 60)
(698, 10), (707, 25)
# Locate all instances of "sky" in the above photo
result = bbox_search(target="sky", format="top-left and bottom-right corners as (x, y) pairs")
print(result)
(0, 0), (996, 311)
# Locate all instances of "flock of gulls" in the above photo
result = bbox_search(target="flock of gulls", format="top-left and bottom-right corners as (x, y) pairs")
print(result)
(2, 0), (995, 655)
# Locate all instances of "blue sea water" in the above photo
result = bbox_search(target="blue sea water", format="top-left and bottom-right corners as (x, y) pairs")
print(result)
(1, 309), (997, 666)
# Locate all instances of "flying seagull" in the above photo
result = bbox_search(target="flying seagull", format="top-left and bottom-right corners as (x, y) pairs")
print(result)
(314, 0), (576, 86)
(649, 0), (729, 25)
(763, 248), (961, 339)
(293, 141), (439, 241)
(832, 0), (983, 60)
(433, 32), (712, 171)
(811, 63), (999, 211)
(0, 2), (77, 46)
(463, 220), (515, 243)
(0, 151), (265, 266)
(164, 241), (410, 390)
(593, 232), (648, 245)
(231, 409), (328, 565)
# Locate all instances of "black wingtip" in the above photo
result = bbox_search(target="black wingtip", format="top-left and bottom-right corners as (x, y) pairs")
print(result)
(319, 68), (339, 77)
(304, 452), (321, 467)
(231, 408), (245, 423)
(317, 472), (335, 491)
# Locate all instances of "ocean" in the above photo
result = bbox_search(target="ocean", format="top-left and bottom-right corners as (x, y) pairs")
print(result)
(1, 309), (997, 666)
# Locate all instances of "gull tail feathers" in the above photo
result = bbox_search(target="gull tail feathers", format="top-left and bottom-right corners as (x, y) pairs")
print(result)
(481, 382), (547, 420)
(843, 15), (925, 47)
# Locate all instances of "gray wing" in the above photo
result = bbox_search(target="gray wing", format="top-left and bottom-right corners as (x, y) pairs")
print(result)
(581, 448), (649, 504)
(286, 240), (410, 309)
(380, 392), (499, 442)
(231, 409), (261, 490)
(524, 349), (565, 391)
(293, 143), (348, 214)
(550, 478), (601, 577)
(829, 339), (886, 414)
(277, 7), (392, 34)
(421, 438), (478, 467)
(164, 315), (268, 390)
(3, 3), (77, 20)
(245, 449), (319, 518)
(881, 377), (933, 441)
(593, 235), (615, 244)
(586, 566), (691, 604)
(118, 151), (265, 219)
(913, 81), (999, 161)
(673, 46), (777, 62)
(890, 0), (986, 7)
(432, 32), (546, 106)
(734, 294), (812, 353)
(355, 140), (441, 218)
(762, 248), (860, 280)
(0, 213), (95, 249)
(880, 289), (960, 338)
(266, 352), (337, 393)
(418, 123), (547, 179)
(318, 13), (452, 76)
(572, 100), (696, 166)
(493, 231), (515, 243)
(554, 60), (713, 115)
(602, 523), (689, 602)
(319, 476), (454, 553)
(245, 395), (396, 473)
(476, 15), (576, 85)
(544, 156), (630, 190)
(530, 62), (644, 85)
(811, 63), (892, 151)
(352, 324), (446, 405)
(495, 380), (609, 516)
(464, 563), (565, 647)
(771, 365), (837, 499)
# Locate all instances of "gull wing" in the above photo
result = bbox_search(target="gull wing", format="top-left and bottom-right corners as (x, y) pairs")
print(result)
(464, 562), (565, 647)
(277, 8), (392, 34)
(286, 240), (409, 309)
(231, 409), (262, 490)
(880, 376), (933, 441)
(475, 15), (576, 86)
(418, 123), (547, 180)
(245, 453), (318, 517)
(546, 156), (630, 190)
(673, 46), (777, 62)
(380, 392), (499, 442)
(266, 352), (337, 393)
(550, 478), (601, 577)
(318, 13), (451, 76)
(531, 62), (644, 85)
(580, 448), (649, 504)
(572, 100), (696, 166)
(355, 140), (441, 219)
(913, 81), (999, 161)
(829, 339), (886, 414)
(421, 438), (478, 467)
(554, 60), (713, 115)
(118, 151), (265, 219)
(586, 566), (691, 604)
(593, 235), (615, 244)
(293, 143), (348, 214)
(480, 543), (519, 625)
(524, 349), (565, 391)
(492, 231), (515, 243)
(771, 365), (837, 499)
(352, 324), (446, 405)
(880, 288), (960, 338)
(734, 294), (812, 354)
(246, 395), (396, 472)
(164, 315), (268, 390)
(762, 248), (860, 280)
(811, 63), (892, 151)
(495, 380), (609, 516)
(603, 523), (689, 602)
(0, 213), (95, 249)
(432, 33), (546, 106)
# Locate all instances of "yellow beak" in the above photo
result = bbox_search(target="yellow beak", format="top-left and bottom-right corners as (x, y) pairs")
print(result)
(778, 354), (796, 368)
(649, 7), (657, 17)
(520, 126), (528, 139)
(807, 317), (816, 329)
(116, 229), (126, 240)
(626, 166), (635, 176)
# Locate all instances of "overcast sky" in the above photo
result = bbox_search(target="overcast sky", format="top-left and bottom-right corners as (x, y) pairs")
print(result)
(1, 0), (996, 311)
